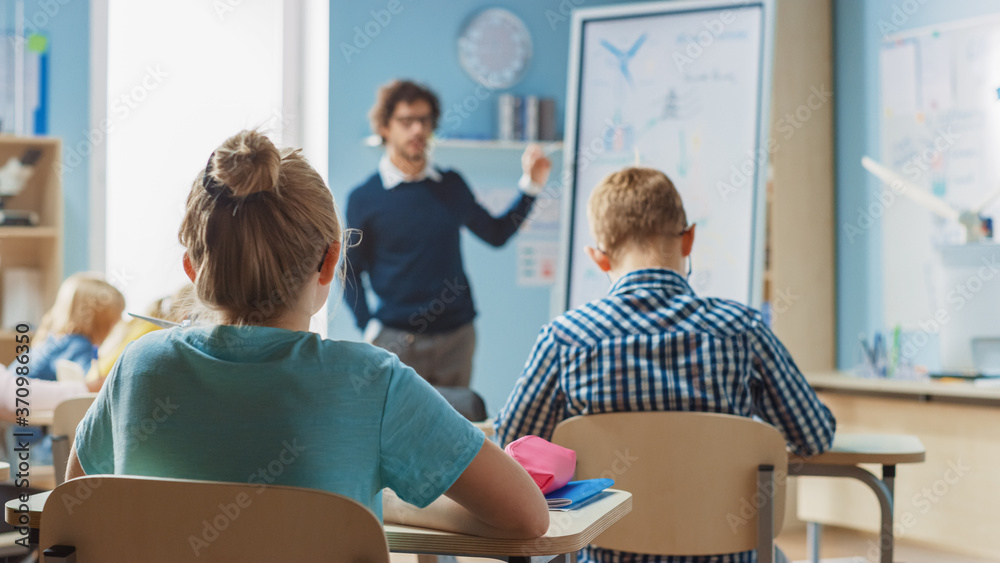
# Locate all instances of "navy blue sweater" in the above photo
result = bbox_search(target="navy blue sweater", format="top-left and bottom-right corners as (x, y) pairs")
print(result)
(344, 170), (537, 334)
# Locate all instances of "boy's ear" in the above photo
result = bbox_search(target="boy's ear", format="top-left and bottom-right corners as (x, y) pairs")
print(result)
(182, 253), (197, 282)
(681, 224), (696, 257)
(318, 241), (342, 286)
(585, 246), (612, 272)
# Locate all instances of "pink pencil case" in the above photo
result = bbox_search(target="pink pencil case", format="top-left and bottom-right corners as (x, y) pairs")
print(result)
(504, 435), (576, 494)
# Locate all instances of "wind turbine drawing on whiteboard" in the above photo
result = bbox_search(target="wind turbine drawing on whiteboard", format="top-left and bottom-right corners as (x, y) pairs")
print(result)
(861, 156), (1000, 242)
(600, 33), (647, 87)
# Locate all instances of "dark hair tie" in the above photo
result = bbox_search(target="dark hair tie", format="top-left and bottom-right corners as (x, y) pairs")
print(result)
(202, 151), (228, 198)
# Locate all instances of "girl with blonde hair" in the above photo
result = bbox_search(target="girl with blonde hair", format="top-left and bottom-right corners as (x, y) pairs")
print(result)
(85, 283), (196, 388)
(69, 130), (547, 539)
(31, 272), (125, 380)
(10, 273), (123, 465)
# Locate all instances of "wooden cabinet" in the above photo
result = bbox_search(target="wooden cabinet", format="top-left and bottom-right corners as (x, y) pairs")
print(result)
(0, 136), (62, 365)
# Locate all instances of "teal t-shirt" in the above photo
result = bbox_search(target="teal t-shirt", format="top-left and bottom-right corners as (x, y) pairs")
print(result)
(74, 325), (485, 519)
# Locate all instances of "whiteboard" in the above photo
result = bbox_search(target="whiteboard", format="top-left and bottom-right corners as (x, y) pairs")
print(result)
(556, 0), (774, 313)
(878, 15), (1000, 368)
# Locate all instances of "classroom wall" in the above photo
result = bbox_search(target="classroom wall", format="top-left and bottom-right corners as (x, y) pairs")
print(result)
(3, 0), (91, 277)
(46, 0), (992, 397)
(327, 0), (639, 414)
(834, 0), (1000, 369)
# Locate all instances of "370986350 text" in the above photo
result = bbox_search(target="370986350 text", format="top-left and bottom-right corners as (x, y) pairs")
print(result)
(11, 322), (34, 547)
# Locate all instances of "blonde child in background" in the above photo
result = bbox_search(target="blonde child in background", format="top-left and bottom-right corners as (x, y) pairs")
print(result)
(8, 273), (124, 466)
(84, 284), (195, 391)
(30, 273), (125, 381)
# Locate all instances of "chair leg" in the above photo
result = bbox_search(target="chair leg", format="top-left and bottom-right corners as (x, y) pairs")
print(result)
(757, 464), (775, 563)
(807, 521), (822, 563)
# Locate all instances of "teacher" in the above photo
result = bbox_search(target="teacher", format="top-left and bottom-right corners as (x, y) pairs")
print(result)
(344, 79), (552, 387)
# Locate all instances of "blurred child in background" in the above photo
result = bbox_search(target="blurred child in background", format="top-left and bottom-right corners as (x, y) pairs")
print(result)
(8, 273), (124, 467)
(85, 284), (195, 391)
(30, 273), (125, 381)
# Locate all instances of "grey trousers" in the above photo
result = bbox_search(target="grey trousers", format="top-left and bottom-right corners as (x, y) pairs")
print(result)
(372, 322), (476, 387)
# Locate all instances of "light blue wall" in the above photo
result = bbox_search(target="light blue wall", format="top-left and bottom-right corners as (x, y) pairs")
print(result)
(4, 0), (91, 276)
(328, 0), (640, 413)
(834, 0), (1000, 368)
(50, 0), (1000, 399)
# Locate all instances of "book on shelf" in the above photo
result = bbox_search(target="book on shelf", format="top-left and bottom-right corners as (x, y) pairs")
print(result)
(497, 95), (560, 143)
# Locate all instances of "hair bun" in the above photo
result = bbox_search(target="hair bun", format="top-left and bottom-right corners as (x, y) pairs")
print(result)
(209, 130), (281, 198)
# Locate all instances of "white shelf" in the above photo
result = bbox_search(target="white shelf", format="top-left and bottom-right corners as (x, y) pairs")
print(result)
(362, 135), (562, 151)
(434, 139), (563, 151)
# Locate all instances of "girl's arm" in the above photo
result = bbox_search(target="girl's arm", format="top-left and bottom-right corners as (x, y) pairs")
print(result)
(66, 442), (86, 481)
(383, 437), (548, 539)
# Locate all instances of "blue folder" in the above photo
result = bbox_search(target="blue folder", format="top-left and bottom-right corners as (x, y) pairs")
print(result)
(544, 478), (614, 510)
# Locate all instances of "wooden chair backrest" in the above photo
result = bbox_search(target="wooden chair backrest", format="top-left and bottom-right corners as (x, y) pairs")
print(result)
(552, 412), (787, 556)
(51, 394), (97, 487)
(41, 475), (390, 562)
(51, 394), (97, 437)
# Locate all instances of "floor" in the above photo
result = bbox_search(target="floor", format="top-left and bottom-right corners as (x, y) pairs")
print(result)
(388, 526), (1000, 563)
(776, 526), (998, 563)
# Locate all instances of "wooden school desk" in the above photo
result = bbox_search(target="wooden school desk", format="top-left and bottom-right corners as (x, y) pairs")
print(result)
(387, 489), (631, 561)
(792, 433), (925, 563)
(804, 371), (998, 559)
(5, 488), (632, 562)
(26, 411), (53, 427)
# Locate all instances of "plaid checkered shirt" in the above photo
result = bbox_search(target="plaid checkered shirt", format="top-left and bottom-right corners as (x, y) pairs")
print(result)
(495, 268), (836, 563)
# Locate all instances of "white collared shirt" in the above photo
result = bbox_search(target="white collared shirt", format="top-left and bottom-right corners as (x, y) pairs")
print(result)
(378, 154), (442, 190)
(378, 153), (545, 196)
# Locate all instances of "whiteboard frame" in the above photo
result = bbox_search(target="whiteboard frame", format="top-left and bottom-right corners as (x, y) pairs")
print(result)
(553, 0), (776, 317)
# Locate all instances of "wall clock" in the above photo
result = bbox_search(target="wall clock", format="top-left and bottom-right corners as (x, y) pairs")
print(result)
(458, 8), (532, 89)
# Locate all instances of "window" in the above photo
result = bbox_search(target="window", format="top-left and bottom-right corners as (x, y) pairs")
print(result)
(96, 0), (329, 332)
